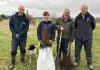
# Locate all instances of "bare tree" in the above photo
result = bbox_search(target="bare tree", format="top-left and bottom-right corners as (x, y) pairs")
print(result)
(26, 10), (36, 25)
(50, 11), (57, 23)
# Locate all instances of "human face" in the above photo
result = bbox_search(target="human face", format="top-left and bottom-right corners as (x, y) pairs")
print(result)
(63, 9), (70, 19)
(18, 6), (25, 16)
(43, 15), (49, 22)
(81, 5), (88, 15)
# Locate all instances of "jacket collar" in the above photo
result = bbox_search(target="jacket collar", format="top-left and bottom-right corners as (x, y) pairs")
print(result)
(60, 15), (72, 22)
(42, 20), (52, 24)
(77, 12), (91, 20)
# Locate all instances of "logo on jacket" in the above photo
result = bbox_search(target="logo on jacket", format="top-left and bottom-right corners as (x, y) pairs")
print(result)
(87, 17), (89, 21)
(23, 22), (26, 25)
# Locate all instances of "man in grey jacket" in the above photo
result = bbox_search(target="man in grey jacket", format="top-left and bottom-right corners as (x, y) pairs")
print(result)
(74, 4), (96, 70)
(9, 6), (29, 69)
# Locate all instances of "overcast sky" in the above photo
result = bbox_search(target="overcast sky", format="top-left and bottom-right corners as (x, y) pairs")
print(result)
(0, 0), (100, 17)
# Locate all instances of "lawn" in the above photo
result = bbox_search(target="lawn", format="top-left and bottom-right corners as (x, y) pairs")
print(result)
(0, 19), (100, 70)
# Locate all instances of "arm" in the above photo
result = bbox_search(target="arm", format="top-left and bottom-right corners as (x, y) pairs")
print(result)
(37, 22), (42, 40)
(91, 16), (96, 30)
(70, 21), (75, 42)
(19, 19), (29, 36)
(51, 24), (56, 42)
(9, 16), (16, 36)
(37, 22), (44, 46)
(75, 17), (77, 29)
(55, 18), (61, 30)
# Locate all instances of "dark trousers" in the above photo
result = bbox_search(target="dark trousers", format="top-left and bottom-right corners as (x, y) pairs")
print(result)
(75, 38), (92, 65)
(57, 37), (69, 58)
(11, 38), (26, 56)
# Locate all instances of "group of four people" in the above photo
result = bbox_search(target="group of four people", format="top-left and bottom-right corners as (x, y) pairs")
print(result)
(8, 4), (95, 70)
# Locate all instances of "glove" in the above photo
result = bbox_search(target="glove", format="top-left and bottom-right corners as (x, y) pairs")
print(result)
(15, 34), (19, 38)
(15, 34), (20, 40)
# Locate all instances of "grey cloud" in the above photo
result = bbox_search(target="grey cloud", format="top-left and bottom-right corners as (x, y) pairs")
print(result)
(0, 0), (100, 17)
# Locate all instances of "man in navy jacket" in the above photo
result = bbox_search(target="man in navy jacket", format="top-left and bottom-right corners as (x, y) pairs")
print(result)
(74, 4), (96, 70)
(9, 6), (29, 69)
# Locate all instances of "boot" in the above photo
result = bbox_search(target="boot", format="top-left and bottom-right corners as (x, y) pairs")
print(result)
(21, 54), (25, 64)
(8, 55), (15, 69)
(88, 65), (94, 70)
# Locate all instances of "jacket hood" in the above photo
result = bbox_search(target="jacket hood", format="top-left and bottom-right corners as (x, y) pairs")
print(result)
(15, 12), (27, 21)
(42, 20), (52, 24)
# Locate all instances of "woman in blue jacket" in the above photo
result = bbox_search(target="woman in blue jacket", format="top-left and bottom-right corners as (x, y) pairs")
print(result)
(37, 11), (55, 70)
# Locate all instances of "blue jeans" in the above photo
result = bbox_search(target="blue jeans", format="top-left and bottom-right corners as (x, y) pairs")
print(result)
(75, 38), (92, 65)
(57, 37), (69, 58)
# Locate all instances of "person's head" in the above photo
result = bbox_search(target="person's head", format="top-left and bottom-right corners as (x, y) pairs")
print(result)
(63, 9), (70, 19)
(18, 5), (25, 16)
(43, 11), (50, 22)
(80, 4), (88, 15)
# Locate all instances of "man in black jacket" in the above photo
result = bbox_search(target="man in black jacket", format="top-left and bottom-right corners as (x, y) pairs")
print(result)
(74, 4), (96, 70)
(9, 6), (29, 69)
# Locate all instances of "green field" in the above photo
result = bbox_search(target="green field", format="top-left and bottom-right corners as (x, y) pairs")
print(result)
(0, 19), (100, 70)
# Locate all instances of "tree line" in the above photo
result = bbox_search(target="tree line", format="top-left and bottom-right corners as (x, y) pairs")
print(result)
(0, 14), (10, 21)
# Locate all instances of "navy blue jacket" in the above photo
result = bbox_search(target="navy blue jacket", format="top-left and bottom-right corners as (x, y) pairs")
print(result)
(75, 12), (96, 41)
(37, 21), (55, 42)
(9, 12), (29, 41)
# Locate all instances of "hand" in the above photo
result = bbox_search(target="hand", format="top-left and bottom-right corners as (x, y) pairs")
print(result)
(48, 40), (53, 45)
(15, 34), (19, 38)
(49, 40), (53, 44)
(39, 40), (44, 45)
(60, 26), (64, 31)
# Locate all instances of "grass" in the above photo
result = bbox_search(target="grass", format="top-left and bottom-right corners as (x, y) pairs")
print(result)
(0, 19), (100, 70)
